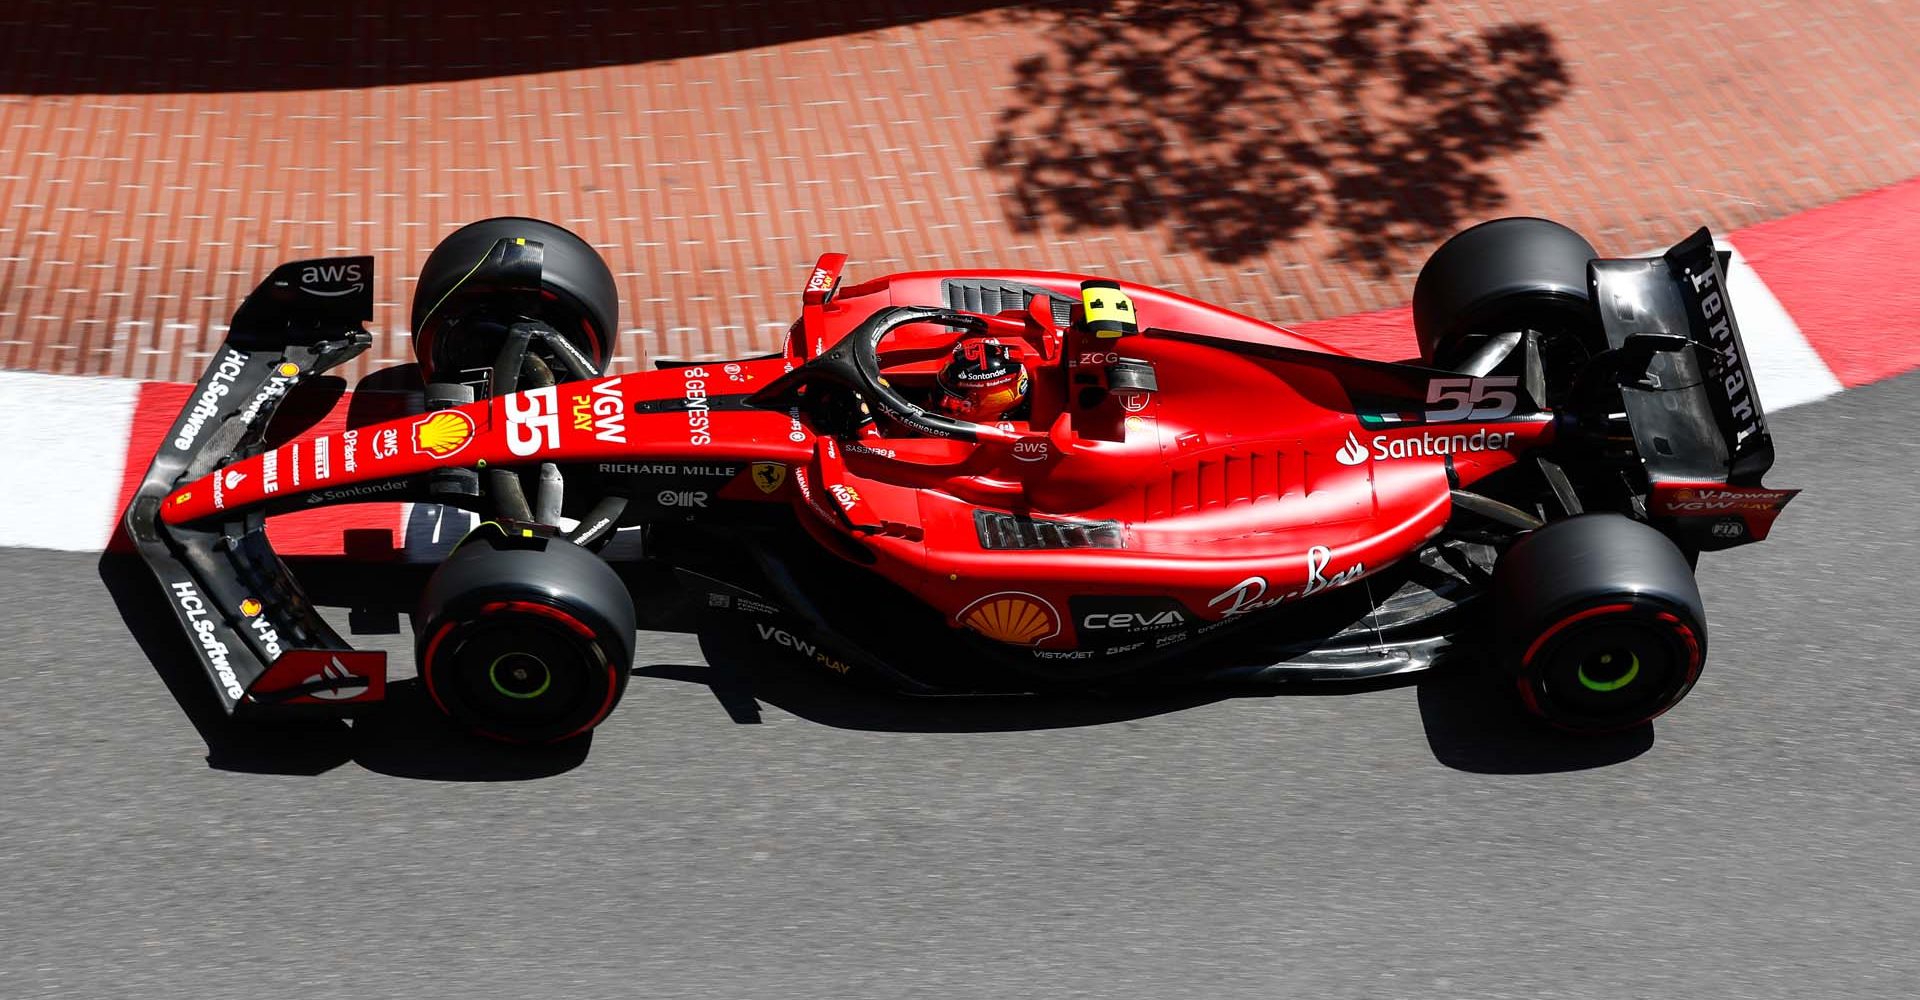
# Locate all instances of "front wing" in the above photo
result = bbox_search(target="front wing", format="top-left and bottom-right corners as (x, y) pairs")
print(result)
(121, 256), (393, 714)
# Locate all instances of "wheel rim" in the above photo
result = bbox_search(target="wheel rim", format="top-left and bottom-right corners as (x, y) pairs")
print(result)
(1575, 648), (1640, 692)
(488, 652), (553, 700)
(425, 611), (612, 741)
(1524, 607), (1700, 731)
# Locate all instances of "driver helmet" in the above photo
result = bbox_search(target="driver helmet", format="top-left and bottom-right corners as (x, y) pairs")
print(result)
(935, 338), (1029, 421)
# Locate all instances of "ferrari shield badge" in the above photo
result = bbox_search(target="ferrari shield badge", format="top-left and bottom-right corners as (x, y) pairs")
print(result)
(751, 462), (788, 494)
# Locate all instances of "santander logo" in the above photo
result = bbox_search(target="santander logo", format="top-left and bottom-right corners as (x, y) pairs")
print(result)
(1335, 431), (1368, 466)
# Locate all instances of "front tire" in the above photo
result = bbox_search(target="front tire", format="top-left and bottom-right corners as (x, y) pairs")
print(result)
(414, 524), (636, 743)
(410, 216), (619, 384)
(1412, 217), (1601, 371)
(1492, 514), (1707, 732)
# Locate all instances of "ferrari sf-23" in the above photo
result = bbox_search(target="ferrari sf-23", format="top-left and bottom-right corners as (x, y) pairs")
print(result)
(124, 216), (1796, 743)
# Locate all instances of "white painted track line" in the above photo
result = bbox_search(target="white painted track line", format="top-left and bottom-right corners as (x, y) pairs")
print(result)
(0, 371), (139, 552)
(1720, 240), (1844, 413)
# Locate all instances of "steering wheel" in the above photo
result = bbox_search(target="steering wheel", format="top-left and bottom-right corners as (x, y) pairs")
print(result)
(758, 305), (1025, 444)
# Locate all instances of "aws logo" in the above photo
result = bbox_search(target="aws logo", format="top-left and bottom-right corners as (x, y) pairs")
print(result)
(958, 592), (1061, 646)
(298, 262), (365, 297)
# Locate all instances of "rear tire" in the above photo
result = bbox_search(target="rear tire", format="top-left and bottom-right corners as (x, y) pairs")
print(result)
(414, 525), (636, 743)
(1492, 514), (1707, 732)
(1413, 217), (1600, 370)
(410, 216), (619, 384)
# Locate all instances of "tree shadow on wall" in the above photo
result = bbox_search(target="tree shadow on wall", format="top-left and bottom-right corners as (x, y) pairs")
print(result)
(0, 0), (1013, 94)
(985, 0), (1570, 272)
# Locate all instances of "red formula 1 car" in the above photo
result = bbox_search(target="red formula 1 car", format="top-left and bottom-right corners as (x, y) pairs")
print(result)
(124, 216), (1796, 743)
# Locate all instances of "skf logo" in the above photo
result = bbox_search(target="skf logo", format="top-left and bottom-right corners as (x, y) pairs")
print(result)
(412, 409), (476, 459)
(958, 592), (1061, 646)
(1079, 279), (1138, 338)
(751, 462), (788, 495)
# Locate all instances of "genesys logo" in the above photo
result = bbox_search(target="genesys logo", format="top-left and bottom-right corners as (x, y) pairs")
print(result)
(683, 368), (712, 446)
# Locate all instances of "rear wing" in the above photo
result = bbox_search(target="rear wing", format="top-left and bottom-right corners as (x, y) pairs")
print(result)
(121, 256), (391, 714)
(1590, 228), (1797, 546)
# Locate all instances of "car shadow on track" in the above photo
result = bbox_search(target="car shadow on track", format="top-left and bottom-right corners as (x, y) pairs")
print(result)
(1414, 671), (1655, 774)
(99, 553), (592, 781)
(103, 552), (1652, 778)
(639, 632), (1656, 773)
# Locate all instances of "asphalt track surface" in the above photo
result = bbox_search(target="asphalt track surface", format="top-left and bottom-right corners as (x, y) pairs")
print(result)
(4, 375), (1917, 1000)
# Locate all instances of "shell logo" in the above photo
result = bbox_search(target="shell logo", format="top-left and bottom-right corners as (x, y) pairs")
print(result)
(958, 591), (1061, 646)
(413, 410), (476, 458)
(276, 362), (301, 378)
(239, 598), (263, 617)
